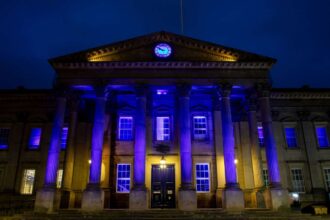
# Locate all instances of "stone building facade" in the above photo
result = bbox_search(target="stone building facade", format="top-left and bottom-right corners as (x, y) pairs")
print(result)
(0, 32), (329, 212)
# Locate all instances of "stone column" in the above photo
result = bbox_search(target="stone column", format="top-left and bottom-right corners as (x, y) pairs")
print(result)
(35, 93), (66, 213)
(246, 92), (266, 208)
(129, 85), (148, 210)
(257, 84), (289, 210)
(82, 87), (107, 210)
(213, 93), (226, 208)
(177, 84), (197, 210)
(217, 84), (244, 210)
(60, 94), (79, 208)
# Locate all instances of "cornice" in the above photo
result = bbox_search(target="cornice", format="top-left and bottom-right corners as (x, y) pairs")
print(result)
(271, 91), (330, 100)
(52, 61), (273, 70)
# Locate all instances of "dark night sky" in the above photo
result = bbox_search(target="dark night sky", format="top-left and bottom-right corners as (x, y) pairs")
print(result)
(0, 0), (329, 89)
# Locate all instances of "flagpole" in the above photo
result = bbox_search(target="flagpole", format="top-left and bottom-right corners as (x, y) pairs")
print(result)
(180, 0), (184, 34)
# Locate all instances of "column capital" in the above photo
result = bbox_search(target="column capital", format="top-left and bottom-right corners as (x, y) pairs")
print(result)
(297, 111), (310, 121)
(245, 89), (258, 112)
(176, 83), (191, 97)
(93, 86), (107, 98)
(212, 93), (221, 111)
(256, 83), (272, 98)
(135, 84), (149, 97)
(215, 83), (232, 98)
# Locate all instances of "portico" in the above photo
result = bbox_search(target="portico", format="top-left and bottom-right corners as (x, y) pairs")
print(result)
(34, 31), (289, 212)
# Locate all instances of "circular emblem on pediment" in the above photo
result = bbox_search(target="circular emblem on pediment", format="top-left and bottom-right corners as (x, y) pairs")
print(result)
(154, 43), (172, 58)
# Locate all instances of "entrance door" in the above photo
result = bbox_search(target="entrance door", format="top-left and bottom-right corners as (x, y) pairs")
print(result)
(151, 164), (175, 208)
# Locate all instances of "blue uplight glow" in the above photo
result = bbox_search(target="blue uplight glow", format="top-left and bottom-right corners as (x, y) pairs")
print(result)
(316, 127), (329, 148)
(61, 127), (68, 150)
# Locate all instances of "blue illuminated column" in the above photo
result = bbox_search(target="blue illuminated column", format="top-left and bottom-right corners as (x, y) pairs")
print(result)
(258, 85), (281, 187)
(87, 88), (106, 188)
(217, 84), (238, 188)
(44, 95), (66, 187)
(178, 84), (193, 189)
(133, 85), (147, 189)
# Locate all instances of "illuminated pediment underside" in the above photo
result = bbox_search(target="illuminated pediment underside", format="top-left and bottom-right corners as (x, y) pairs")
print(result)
(50, 31), (275, 64)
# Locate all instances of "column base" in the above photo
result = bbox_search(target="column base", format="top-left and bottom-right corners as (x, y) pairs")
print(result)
(223, 188), (244, 210)
(81, 188), (104, 211)
(35, 188), (60, 213)
(178, 189), (197, 211)
(251, 188), (266, 208)
(60, 189), (75, 209)
(264, 187), (289, 210)
(129, 188), (148, 210)
(215, 188), (224, 208)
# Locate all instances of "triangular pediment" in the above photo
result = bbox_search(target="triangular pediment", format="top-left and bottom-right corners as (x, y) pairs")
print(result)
(50, 31), (275, 64)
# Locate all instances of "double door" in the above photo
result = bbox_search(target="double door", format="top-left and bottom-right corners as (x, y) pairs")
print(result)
(151, 165), (175, 208)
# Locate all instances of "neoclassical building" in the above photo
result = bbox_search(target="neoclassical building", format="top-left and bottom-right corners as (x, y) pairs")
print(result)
(0, 32), (330, 212)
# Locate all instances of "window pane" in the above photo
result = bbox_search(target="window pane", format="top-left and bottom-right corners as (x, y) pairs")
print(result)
(156, 116), (170, 141)
(118, 117), (133, 140)
(28, 128), (42, 149)
(262, 169), (269, 186)
(285, 127), (298, 148)
(20, 169), (36, 194)
(316, 127), (329, 148)
(257, 126), (264, 147)
(61, 127), (68, 150)
(117, 164), (131, 193)
(324, 168), (330, 190)
(56, 169), (63, 189)
(291, 169), (305, 193)
(193, 116), (207, 140)
(195, 163), (210, 192)
(0, 128), (10, 150)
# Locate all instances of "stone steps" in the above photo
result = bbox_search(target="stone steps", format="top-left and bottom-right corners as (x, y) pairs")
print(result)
(3, 210), (329, 220)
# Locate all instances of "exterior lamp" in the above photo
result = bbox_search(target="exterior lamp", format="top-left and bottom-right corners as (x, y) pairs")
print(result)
(88, 159), (92, 164)
(160, 155), (166, 169)
(234, 159), (238, 165)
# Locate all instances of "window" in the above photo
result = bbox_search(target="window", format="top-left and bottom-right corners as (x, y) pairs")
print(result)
(118, 117), (133, 140)
(61, 127), (68, 150)
(316, 127), (329, 148)
(116, 164), (131, 193)
(193, 116), (207, 140)
(0, 128), (10, 150)
(156, 116), (170, 141)
(28, 128), (42, 149)
(324, 168), (330, 191)
(285, 127), (298, 148)
(257, 126), (265, 147)
(262, 168), (269, 186)
(56, 169), (63, 189)
(195, 163), (210, 192)
(291, 168), (305, 193)
(20, 169), (35, 195)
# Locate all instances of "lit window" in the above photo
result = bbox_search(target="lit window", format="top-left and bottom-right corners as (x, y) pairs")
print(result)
(285, 127), (298, 148)
(316, 127), (329, 148)
(156, 116), (170, 141)
(195, 163), (210, 192)
(291, 168), (305, 193)
(156, 89), (168, 95)
(262, 168), (269, 186)
(257, 126), (265, 147)
(56, 169), (63, 189)
(20, 169), (35, 195)
(118, 117), (133, 140)
(116, 164), (131, 193)
(193, 116), (207, 140)
(28, 128), (42, 149)
(0, 128), (10, 150)
(61, 127), (68, 150)
(323, 168), (330, 191)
